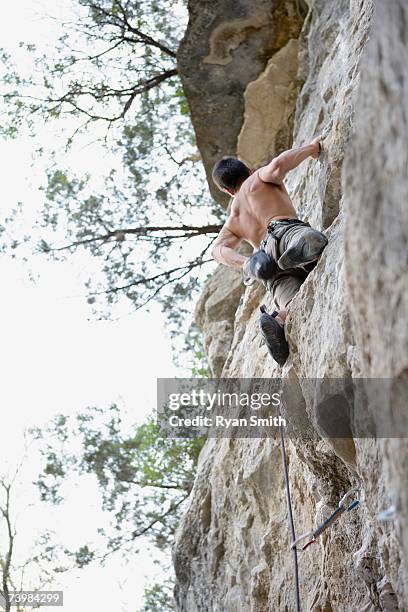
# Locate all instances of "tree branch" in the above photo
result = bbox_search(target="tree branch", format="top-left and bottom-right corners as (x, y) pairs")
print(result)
(131, 259), (212, 313)
(119, 68), (178, 118)
(1, 482), (14, 612)
(11, 67), (178, 124)
(118, 477), (192, 492)
(87, 0), (177, 58)
(44, 224), (222, 252)
(98, 494), (189, 563)
(98, 259), (212, 296)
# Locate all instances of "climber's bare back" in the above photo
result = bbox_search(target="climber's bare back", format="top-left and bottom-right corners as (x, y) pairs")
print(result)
(225, 170), (297, 249)
(211, 140), (320, 268)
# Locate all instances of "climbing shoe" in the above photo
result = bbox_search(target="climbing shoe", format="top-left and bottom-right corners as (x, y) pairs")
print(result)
(277, 229), (328, 271)
(259, 306), (289, 367)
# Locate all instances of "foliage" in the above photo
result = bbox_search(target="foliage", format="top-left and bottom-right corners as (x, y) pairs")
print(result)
(2, 0), (183, 133)
(0, 473), (68, 612)
(141, 576), (176, 611)
(184, 322), (209, 377)
(0, 0), (225, 327)
(31, 405), (204, 562)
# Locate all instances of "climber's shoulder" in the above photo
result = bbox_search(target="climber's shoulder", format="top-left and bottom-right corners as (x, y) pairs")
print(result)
(250, 168), (286, 193)
(246, 170), (263, 192)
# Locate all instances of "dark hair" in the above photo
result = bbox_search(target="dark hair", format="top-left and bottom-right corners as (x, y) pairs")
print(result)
(212, 156), (250, 192)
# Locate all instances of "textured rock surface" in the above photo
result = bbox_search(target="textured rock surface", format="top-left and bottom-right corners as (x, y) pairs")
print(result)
(344, 2), (408, 605)
(174, 1), (408, 610)
(177, 0), (306, 206)
(195, 264), (245, 378)
(237, 38), (300, 168)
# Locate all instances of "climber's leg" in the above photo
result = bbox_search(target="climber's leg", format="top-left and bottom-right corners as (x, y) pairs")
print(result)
(272, 273), (305, 312)
(277, 223), (328, 271)
(259, 273), (306, 366)
(274, 308), (287, 325)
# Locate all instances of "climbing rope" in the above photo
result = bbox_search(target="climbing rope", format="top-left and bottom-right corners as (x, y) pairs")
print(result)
(277, 410), (361, 610)
(278, 406), (302, 612)
(291, 488), (360, 551)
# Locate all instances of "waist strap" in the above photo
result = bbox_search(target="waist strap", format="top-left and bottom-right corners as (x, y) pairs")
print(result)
(267, 218), (307, 233)
(260, 218), (314, 286)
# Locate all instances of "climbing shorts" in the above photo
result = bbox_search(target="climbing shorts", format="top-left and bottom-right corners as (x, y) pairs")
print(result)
(271, 272), (307, 309)
(260, 218), (327, 310)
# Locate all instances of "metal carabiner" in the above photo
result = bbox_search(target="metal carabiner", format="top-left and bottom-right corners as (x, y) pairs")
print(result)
(338, 487), (360, 510)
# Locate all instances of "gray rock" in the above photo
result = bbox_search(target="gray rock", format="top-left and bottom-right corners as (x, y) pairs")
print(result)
(173, 0), (408, 610)
(195, 264), (245, 377)
(177, 0), (306, 206)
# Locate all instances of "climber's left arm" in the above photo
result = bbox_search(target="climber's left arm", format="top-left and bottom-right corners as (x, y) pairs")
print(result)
(211, 225), (248, 269)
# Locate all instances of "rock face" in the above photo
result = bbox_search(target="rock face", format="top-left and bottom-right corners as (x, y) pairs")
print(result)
(195, 264), (245, 378)
(177, 0), (307, 207)
(174, 1), (408, 610)
(237, 38), (300, 169)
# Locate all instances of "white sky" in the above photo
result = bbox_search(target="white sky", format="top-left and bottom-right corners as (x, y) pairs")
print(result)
(0, 1), (188, 609)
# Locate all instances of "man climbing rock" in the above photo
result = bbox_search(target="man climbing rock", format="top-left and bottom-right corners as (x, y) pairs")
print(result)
(211, 138), (328, 366)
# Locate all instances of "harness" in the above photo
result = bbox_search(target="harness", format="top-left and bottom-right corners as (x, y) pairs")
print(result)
(260, 218), (313, 287)
(267, 217), (309, 233)
(262, 218), (310, 248)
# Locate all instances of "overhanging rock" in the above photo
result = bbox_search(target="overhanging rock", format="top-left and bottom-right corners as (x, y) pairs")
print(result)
(177, 0), (307, 207)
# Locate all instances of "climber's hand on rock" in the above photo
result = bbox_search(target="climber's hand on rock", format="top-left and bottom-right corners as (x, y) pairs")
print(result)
(242, 258), (255, 286)
(310, 136), (323, 159)
(242, 251), (278, 286)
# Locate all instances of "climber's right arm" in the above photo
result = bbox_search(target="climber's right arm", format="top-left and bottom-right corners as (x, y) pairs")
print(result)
(258, 137), (321, 185)
(211, 226), (248, 269)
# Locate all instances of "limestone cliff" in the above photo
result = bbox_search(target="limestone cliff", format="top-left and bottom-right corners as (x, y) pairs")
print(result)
(177, 0), (306, 207)
(174, 1), (408, 610)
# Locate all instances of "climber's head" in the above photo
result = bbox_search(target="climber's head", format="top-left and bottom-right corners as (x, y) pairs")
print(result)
(212, 156), (251, 196)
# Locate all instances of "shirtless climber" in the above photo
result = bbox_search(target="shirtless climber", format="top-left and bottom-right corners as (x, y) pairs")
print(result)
(211, 138), (327, 366)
